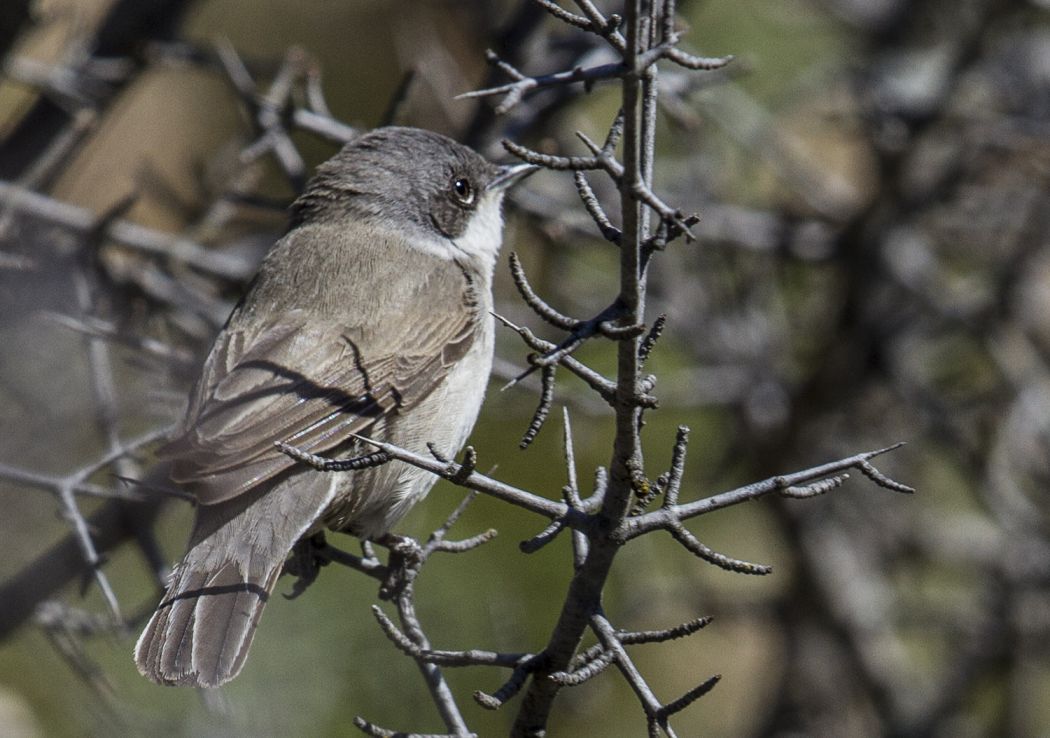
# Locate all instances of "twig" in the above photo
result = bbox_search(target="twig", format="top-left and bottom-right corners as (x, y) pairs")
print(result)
(275, 441), (392, 471)
(666, 521), (773, 575)
(508, 251), (578, 330)
(281, 433), (570, 521)
(457, 51), (626, 114)
(493, 313), (620, 403)
(573, 171), (622, 244)
(626, 444), (912, 538)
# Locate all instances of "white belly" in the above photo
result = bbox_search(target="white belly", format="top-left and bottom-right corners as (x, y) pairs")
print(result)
(330, 315), (494, 538)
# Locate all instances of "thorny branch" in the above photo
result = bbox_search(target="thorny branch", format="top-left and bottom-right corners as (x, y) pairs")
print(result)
(0, 1), (970, 736)
(269, 2), (911, 735)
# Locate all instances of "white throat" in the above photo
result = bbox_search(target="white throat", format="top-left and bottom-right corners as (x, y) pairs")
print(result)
(450, 192), (506, 276)
(403, 193), (507, 277)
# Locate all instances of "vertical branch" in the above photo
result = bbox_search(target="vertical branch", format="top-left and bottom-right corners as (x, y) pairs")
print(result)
(606, 0), (645, 523)
(602, 0), (649, 531)
(639, 2), (661, 239)
(512, 2), (653, 735)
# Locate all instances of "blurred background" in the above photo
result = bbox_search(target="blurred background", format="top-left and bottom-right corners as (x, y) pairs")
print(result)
(1, 0), (1049, 735)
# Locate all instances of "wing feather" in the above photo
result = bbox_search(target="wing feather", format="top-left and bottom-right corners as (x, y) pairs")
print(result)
(160, 230), (480, 506)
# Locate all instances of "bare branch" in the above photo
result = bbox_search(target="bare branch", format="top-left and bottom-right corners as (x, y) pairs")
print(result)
(573, 171), (622, 244)
(627, 444), (913, 537)
(426, 492), (479, 549)
(780, 474), (849, 499)
(661, 426), (690, 507)
(502, 139), (602, 171)
(589, 614), (669, 736)
(343, 434), (570, 520)
(630, 180), (696, 240)
(42, 311), (196, 369)
(550, 647), (616, 685)
(316, 541), (386, 580)
(858, 453), (915, 493)
(423, 649), (533, 669)
(667, 522), (773, 575)
(430, 529), (498, 554)
(572, 0), (627, 51)
(655, 674), (721, 720)
(509, 251), (579, 330)
(662, 47), (734, 71)
(475, 657), (544, 710)
(619, 616), (712, 645)
(458, 51), (625, 114)
(371, 604), (420, 656)
(532, 0), (592, 30)
(493, 313), (619, 402)
(519, 518), (565, 554)
(275, 442), (392, 472)
(559, 408), (591, 568)
(637, 313), (666, 365)
(635, 39), (734, 74)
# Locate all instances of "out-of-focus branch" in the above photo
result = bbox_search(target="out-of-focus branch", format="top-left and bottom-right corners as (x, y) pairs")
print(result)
(0, 181), (255, 280)
(0, 492), (167, 640)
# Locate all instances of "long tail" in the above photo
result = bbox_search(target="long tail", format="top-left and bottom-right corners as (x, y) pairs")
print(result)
(134, 475), (336, 687)
(134, 546), (280, 687)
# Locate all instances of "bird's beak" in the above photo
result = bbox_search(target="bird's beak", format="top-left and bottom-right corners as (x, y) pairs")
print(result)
(488, 162), (540, 192)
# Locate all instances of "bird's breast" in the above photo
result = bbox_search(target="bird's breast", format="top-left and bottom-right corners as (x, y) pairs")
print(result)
(324, 314), (495, 538)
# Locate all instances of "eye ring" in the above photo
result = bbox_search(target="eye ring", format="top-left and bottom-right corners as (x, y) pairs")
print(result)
(451, 177), (475, 206)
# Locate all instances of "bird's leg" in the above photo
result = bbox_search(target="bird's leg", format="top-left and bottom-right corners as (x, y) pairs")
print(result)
(374, 532), (424, 600)
(281, 531), (330, 600)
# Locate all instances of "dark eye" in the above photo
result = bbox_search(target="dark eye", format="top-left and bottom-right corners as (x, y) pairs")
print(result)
(451, 177), (475, 205)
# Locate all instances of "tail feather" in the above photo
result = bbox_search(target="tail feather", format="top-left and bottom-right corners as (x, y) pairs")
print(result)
(134, 550), (281, 687)
(192, 560), (281, 684)
(135, 474), (337, 687)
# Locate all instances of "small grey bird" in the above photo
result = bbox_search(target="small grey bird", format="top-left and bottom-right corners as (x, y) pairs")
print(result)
(134, 127), (535, 687)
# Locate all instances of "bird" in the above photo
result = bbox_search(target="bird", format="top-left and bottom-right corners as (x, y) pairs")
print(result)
(134, 126), (536, 687)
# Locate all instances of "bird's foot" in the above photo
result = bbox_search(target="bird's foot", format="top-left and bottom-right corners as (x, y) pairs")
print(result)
(375, 532), (424, 564)
(374, 533), (424, 599)
(282, 532), (330, 600)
